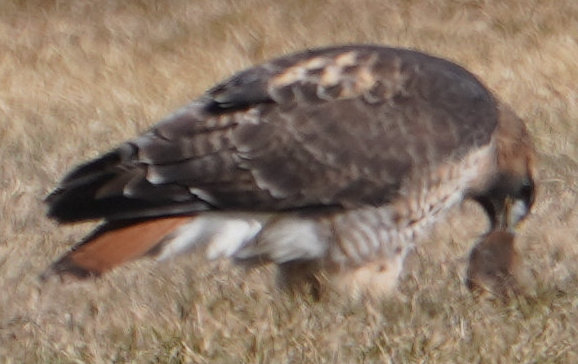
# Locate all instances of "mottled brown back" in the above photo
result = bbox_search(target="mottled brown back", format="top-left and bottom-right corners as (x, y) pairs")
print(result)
(47, 46), (498, 223)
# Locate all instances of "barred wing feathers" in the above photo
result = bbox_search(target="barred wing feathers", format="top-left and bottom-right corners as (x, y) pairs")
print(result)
(45, 45), (500, 281)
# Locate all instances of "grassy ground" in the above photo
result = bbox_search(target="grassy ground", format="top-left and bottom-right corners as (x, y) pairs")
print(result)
(1, 0), (577, 362)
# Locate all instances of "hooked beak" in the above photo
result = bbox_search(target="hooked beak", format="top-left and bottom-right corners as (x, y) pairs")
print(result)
(496, 196), (531, 232)
(472, 176), (535, 232)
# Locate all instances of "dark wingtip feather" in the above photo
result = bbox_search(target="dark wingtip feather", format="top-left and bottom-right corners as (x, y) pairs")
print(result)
(45, 147), (128, 222)
(45, 174), (117, 222)
(45, 142), (210, 223)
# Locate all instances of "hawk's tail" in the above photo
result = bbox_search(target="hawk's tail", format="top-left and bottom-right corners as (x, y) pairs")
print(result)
(42, 217), (194, 280)
(42, 215), (267, 281)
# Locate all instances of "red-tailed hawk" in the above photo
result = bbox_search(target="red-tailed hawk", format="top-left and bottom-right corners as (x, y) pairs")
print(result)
(44, 45), (536, 297)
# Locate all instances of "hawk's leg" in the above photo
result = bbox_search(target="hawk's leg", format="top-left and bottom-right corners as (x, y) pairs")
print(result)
(276, 260), (326, 300)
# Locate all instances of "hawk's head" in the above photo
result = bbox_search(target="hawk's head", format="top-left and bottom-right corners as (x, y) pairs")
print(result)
(474, 103), (536, 231)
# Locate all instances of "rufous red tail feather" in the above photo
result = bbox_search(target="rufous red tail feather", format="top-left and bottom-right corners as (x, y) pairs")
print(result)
(45, 216), (192, 279)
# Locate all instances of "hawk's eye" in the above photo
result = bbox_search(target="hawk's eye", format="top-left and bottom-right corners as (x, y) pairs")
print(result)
(518, 178), (535, 206)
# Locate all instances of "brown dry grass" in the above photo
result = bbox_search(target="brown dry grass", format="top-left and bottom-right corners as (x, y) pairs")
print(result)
(1, 0), (577, 362)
